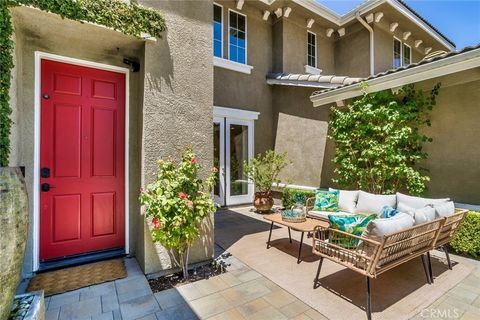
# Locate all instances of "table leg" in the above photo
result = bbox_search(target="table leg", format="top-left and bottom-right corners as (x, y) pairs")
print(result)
(267, 221), (274, 249)
(297, 232), (304, 264)
(288, 227), (292, 243)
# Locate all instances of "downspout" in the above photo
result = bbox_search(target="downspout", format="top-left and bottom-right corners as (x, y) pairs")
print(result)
(356, 12), (375, 76)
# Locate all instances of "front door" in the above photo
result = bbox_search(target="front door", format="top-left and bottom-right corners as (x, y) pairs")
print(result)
(40, 59), (125, 261)
(213, 114), (254, 206)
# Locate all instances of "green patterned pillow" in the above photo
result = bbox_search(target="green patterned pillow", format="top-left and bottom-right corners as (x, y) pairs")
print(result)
(328, 214), (377, 248)
(314, 190), (339, 212)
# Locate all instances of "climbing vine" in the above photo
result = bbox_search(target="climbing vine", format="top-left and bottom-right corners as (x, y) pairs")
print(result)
(0, 0), (166, 166)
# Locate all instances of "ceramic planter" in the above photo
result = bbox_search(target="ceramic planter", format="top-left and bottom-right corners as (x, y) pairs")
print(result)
(253, 191), (274, 212)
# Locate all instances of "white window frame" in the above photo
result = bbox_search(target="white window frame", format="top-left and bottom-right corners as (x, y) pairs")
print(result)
(393, 36), (403, 68)
(307, 31), (317, 68)
(213, 3), (223, 58)
(403, 43), (412, 66)
(228, 8), (248, 65)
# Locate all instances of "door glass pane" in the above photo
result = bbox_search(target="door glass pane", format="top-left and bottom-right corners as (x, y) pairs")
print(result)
(213, 123), (221, 198)
(230, 124), (248, 196)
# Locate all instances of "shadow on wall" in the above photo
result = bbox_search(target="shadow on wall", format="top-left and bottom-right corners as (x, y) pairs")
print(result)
(145, 30), (174, 94)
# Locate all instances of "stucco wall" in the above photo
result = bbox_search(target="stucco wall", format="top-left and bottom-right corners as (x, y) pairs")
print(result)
(334, 24), (370, 77)
(138, 0), (215, 275)
(10, 7), (144, 277)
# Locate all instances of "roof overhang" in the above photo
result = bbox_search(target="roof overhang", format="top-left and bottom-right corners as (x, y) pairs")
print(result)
(266, 78), (338, 89)
(310, 48), (480, 107)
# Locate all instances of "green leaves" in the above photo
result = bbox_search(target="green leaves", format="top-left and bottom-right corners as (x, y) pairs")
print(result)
(450, 211), (480, 259)
(243, 150), (289, 194)
(329, 83), (441, 195)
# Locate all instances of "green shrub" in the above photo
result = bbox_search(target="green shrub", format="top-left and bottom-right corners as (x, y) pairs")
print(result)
(282, 187), (316, 209)
(450, 211), (480, 259)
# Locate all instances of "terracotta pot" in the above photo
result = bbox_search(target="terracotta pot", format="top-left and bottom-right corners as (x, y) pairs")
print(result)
(253, 191), (274, 212)
(0, 168), (29, 320)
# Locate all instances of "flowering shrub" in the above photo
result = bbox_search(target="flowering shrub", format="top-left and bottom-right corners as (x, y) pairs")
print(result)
(139, 148), (217, 279)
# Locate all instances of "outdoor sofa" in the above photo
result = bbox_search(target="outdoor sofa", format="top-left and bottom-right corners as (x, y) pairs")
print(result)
(305, 190), (468, 320)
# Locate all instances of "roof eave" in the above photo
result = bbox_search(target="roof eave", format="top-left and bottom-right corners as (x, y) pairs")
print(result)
(310, 48), (480, 107)
(266, 79), (339, 89)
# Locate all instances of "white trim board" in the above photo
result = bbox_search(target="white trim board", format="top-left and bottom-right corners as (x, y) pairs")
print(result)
(213, 56), (253, 74)
(213, 106), (259, 120)
(33, 51), (130, 272)
(311, 49), (480, 107)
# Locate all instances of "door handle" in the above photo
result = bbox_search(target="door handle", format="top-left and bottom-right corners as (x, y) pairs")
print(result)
(41, 183), (55, 192)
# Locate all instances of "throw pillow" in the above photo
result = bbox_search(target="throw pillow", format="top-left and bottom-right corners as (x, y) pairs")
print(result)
(355, 191), (396, 215)
(399, 203), (436, 225)
(328, 214), (377, 248)
(362, 212), (415, 241)
(380, 205), (399, 218)
(434, 201), (455, 218)
(314, 189), (339, 212)
(396, 192), (449, 209)
(329, 188), (359, 213)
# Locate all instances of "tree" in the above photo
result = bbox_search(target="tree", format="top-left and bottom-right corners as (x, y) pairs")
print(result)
(329, 83), (441, 195)
(139, 148), (217, 279)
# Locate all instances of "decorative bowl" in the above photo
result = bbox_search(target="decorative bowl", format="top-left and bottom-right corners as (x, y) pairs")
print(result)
(281, 208), (306, 223)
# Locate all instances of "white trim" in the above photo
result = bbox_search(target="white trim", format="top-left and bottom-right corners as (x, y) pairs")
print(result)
(273, 183), (317, 191)
(213, 117), (225, 206)
(213, 106), (259, 120)
(266, 78), (336, 89)
(307, 30), (317, 68)
(213, 56), (253, 74)
(311, 48), (480, 107)
(304, 65), (322, 75)
(33, 52), (130, 271)
(213, 2), (224, 59)
(227, 9), (248, 65)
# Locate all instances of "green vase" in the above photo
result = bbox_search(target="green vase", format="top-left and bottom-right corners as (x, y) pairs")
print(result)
(0, 167), (29, 320)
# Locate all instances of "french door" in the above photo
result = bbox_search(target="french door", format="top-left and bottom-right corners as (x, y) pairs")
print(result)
(213, 116), (254, 206)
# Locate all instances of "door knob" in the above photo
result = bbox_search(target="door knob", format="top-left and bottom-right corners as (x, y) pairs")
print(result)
(41, 167), (50, 178)
(41, 183), (55, 192)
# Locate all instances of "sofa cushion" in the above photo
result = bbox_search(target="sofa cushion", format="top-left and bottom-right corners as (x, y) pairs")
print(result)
(355, 191), (396, 215)
(363, 212), (415, 240)
(314, 189), (339, 212)
(434, 201), (455, 218)
(396, 192), (449, 209)
(329, 188), (359, 213)
(308, 210), (354, 221)
(398, 203), (436, 225)
(328, 214), (377, 248)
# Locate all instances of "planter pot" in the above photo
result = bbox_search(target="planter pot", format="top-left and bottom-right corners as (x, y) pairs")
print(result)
(253, 191), (274, 212)
(0, 167), (29, 320)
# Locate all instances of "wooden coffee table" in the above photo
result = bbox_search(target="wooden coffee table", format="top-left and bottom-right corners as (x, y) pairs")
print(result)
(264, 213), (329, 263)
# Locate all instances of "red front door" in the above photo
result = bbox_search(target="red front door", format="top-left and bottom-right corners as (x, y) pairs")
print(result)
(40, 59), (125, 261)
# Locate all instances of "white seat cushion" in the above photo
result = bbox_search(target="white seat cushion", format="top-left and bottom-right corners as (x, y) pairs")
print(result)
(355, 191), (396, 215)
(397, 202), (437, 225)
(307, 210), (355, 221)
(433, 201), (455, 218)
(362, 212), (415, 240)
(396, 192), (449, 209)
(329, 188), (359, 213)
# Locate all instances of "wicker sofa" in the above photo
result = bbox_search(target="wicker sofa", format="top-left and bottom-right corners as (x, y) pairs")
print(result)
(305, 191), (467, 320)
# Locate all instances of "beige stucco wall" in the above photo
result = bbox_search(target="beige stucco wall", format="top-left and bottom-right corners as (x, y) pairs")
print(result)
(334, 23), (370, 77)
(138, 0), (215, 275)
(10, 7), (144, 277)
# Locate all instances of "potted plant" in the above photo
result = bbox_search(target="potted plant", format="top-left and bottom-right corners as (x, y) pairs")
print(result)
(244, 150), (289, 212)
(139, 148), (217, 280)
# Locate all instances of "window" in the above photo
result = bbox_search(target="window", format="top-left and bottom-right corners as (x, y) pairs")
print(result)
(393, 38), (402, 68)
(403, 43), (411, 66)
(229, 10), (246, 64)
(213, 4), (222, 58)
(307, 31), (317, 68)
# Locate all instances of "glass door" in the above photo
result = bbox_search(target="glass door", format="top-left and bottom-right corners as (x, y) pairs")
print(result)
(225, 118), (254, 205)
(213, 117), (225, 206)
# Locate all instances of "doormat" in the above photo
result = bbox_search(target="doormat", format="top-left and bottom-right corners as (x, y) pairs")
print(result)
(27, 259), (127, 297)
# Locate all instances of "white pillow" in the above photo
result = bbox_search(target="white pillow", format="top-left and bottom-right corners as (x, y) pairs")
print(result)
(434, 201), (455, 218)
(362, 212), (414, 240)
(329, 188), (359, 213)
(399, 203), (436, 225)
(396, 192), (449, 209)
(355, 191), (396, 215)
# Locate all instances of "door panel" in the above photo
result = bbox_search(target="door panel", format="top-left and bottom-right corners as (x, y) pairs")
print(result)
(40, 59), (125, 261)
(213, 118), (225, 206)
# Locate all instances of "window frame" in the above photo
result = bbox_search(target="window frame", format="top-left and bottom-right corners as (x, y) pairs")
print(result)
(403, 43), (412, 66)
(228, 8), (248, 65)
(213, 3), (223, 58)
(307, 30), (317, 68)
(393, 36), (403, 69)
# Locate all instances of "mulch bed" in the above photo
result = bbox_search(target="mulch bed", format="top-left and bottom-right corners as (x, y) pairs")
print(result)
(148, 252), (231, 293)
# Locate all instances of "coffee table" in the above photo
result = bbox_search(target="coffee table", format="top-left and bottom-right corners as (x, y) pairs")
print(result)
(264, 213), (329, 263)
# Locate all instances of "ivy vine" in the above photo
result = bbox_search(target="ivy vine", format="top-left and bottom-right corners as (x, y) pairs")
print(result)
(0, 0), (166, 166)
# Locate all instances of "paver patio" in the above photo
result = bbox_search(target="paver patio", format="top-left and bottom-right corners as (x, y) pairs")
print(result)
(33, 206), (479, 319)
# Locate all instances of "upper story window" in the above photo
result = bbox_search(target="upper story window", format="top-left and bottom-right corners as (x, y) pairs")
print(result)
(403, 43), (411, 66)
(307, 31), (317, 68)
(213, 4), (223, 58)
(228, 10), (247, 64)
(393, 38), (402, 68)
